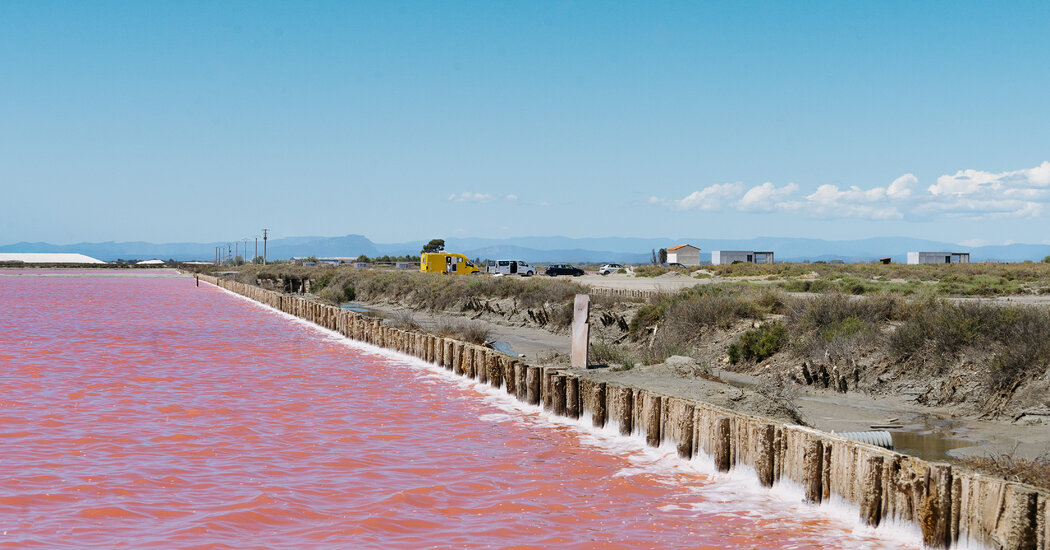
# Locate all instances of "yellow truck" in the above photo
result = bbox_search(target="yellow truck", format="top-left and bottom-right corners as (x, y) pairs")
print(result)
(420, 252), (480, 274)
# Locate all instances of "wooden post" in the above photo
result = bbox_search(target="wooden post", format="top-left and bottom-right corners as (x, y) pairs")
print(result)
(502, 359), (515, 395)
(565, 376), (580, 419)
(571, 294), (590, 369)
(590, 381), (606, 428)
(453, 343), (463, 375)
(617, 387), (633, 436)
(463, 346), (474, 378)
(488, 353), (501, 388)
(714, 417), (732, 473)
(526, 366), (541, 405)
(755, 423), (775, 487)
(443, 339), (454, 370)
(515, 362), (527, 402)
(860, 455), (884, 527)
(804, 438), (823, 503)
(552, 375), (567, 416)
(642, 393), (661, 447)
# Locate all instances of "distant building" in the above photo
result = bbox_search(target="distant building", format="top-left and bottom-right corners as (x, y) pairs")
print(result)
(666, 244), (701, 266)
(906, 252), (970, 265)
(710, 251), (774, 265)
(0, 253), (106, 264)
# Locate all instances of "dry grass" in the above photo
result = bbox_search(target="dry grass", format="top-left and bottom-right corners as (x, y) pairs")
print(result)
(225, 265), (584, 315)
(432, 318), (491, 344)
(956, 446), (1050, 490)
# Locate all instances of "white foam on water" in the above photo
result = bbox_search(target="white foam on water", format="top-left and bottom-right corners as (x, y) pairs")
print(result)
(208, 284), (991, 549)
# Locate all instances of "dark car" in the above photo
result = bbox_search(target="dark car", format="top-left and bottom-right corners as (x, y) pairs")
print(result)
(544, 264), (585, 277)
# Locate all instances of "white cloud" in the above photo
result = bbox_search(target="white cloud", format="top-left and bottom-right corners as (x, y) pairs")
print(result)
(649, 161), (1050, 221)
(448, 192), (494, 203)
(661, 182), (744, 211)
(737, 182), (799, 211)
(505, 194), (518, 201)
(887, 174), (918, 199)
(929, 161), (1050, 196)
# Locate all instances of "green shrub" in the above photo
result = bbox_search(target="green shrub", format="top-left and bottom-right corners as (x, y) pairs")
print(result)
(728, 322), (786, 364)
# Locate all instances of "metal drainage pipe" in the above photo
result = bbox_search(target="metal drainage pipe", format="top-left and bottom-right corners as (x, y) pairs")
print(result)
(834, 431), (894, 450)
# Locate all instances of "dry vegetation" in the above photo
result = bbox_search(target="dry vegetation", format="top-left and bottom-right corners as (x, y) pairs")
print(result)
(706, 261), (1050, 296)
(214, 264), (587, 329)
(957, 447), (1050, 490)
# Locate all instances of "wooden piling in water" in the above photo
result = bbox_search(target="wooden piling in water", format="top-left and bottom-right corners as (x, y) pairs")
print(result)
(452, 342), (463, 375)
(754, 423), (776, 487)
(443, 339), (453, 370)
(485, 353), (499, 388)
(525, 366), (540, 405)
(589, 381), (606, 428)
(552, 375), (566, 416)
(514, 363), (527, 402)
(614, 385), (633, 436)
(501, 358), (515, 395)
(803, 437), (824, 503)
(641, 392), (661, 447)
(565, 375), (580, 419)
(714, 417), (731, 472)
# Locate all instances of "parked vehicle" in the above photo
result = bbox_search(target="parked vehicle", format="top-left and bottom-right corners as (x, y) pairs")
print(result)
(420, 252), (480, 275)
(487, 260), (536, 276)
(544, 264), (584, 277)
(599, 263), (624, 275)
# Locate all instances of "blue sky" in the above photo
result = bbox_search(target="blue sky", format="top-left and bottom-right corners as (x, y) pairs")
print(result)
(2, 1), (1048, 246)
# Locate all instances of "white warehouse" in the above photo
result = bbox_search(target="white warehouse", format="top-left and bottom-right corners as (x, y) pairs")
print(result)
(711, 250), (774, 265)
(666, 244), (700, 266)
(906, 252), (971, 265)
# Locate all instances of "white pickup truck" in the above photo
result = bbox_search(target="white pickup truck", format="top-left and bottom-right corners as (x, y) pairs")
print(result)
(487, 260), (536, 276)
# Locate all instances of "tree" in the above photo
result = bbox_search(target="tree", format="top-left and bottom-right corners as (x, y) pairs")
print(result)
(422, 239), (445, 253)
(650, 249), (658, 265)
(658, 248), (667, 264)
(1044, 255), (1050, 263)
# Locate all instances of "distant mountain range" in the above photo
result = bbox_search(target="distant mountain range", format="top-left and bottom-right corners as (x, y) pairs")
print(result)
(2, 234), (1049, 264)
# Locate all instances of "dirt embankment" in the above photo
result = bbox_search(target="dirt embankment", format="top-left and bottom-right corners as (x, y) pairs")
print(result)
(210, 266), (1050, 472)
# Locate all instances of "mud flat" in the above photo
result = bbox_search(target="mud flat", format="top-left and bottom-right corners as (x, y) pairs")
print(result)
(198, 273), (1050, 550)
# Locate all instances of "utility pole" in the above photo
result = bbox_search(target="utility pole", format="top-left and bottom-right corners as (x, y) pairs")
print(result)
(254, 237), (258, 264)
(243, 238), (248, 264)
(262, 228), (269, 265)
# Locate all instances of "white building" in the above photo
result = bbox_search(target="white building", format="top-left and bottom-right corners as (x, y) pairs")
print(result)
(0, 253), (106, 264)
(666, 244), (701, 266)
(906, 252), (970, 265)
(711, 251), (774, 265)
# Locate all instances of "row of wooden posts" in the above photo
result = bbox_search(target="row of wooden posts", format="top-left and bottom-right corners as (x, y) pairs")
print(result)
(198, 273), (1049, 550)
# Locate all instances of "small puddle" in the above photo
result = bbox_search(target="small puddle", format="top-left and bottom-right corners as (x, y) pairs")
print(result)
(887, 419), (978, 462)
(489, 339), (515, 355)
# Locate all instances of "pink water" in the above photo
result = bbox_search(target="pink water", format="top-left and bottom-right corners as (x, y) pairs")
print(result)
(0, 271), (918, 548)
